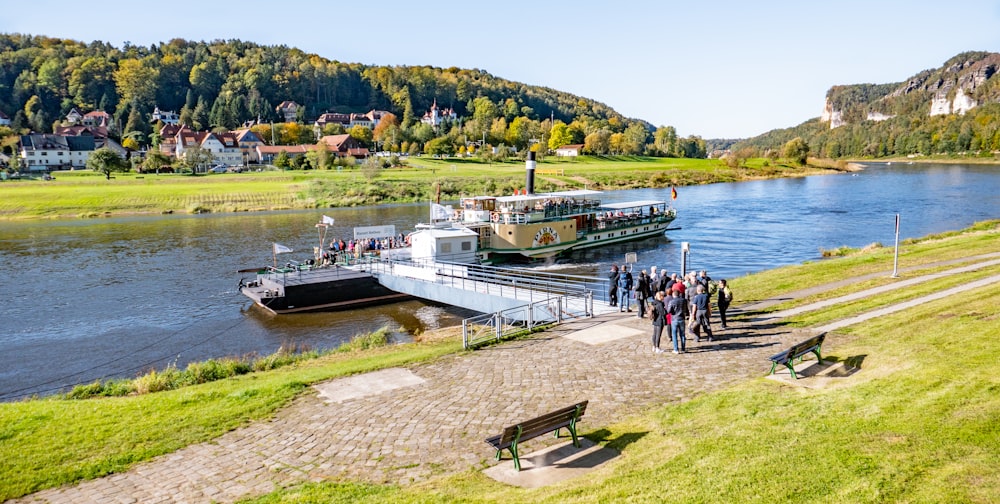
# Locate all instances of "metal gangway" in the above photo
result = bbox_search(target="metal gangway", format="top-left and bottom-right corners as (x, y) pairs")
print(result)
(356, 257), (615, 348)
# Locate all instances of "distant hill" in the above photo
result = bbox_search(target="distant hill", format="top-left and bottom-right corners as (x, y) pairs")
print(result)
(737, 51), (1000, 159)
(0, 34), (640, 148)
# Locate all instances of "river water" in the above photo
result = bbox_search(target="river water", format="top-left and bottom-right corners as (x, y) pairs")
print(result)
(2, 162), (998, 399)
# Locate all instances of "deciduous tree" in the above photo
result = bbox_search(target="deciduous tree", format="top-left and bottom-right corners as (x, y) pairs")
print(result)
(782, 137), (810, 165)
(87, 147), (127, 180)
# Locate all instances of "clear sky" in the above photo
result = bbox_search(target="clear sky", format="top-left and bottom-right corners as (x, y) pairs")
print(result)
(3, 0), (999, 139)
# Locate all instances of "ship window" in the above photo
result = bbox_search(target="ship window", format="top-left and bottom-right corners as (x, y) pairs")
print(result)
(440, 243), (452, 253)
(461, 241), (472, 251)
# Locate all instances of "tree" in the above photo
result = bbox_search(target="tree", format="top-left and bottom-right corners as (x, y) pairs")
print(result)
(87, 147), (127, 180)
(782, 137), (810, 165)
(114, 59), (159, 109)
(182, 145), (214, 173)
(307, 141), (331, 170)
(548, 121), (573, 150)
(584, 129), (611, 155)
(424, 136), (454, 156)
(361, 156), (381, 181)
(273, 150), (290, 169)
(622, 122), (649, 155)
(348, 125), (373, 146)
(142, 151), (171, 173)
(653, 126), (678, 156)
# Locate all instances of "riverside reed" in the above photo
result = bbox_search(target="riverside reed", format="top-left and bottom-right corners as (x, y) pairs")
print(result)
(0, 156), (838, 220)
(2, 222), (997, 502)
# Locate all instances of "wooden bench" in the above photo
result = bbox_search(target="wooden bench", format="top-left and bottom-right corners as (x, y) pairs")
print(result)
(485, 400), (588, 471)
(768, 333), (826, 379)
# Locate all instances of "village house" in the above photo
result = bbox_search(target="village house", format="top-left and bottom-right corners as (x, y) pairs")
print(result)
(231, 128), (265, 163)
(151, 106), (180, 125)
(82, 110), (112, 128)
(255, 144), (311, 164)
(555, 144), (584, 157)
(420, 99), (457, 128)
(18, 133), (95, 171)
(0, 110), (11, 126)
(275, 101), (300, 122)
(175, 129), (242, 167)
(319, 134), (366, 158)
(54, 124), (127, 157)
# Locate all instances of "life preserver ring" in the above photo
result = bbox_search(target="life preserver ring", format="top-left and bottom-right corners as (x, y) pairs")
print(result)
(491, 213), (499, 222)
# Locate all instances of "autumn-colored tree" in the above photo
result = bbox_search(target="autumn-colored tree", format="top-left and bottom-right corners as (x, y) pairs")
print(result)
(114, 58), (159, 109)
(372, 113), (399, 143)
(348, 125), (373, 146)
(584, 129), (611, 155)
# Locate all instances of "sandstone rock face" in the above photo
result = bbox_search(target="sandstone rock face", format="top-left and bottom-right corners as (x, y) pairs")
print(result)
(825, 52), (999, 128)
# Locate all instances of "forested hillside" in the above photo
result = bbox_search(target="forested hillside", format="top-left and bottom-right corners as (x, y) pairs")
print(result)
(737, 51), (1000, 159)
(0, 34), (705, 158)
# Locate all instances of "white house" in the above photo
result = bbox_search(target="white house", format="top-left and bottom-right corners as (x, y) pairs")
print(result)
(420, 99), (457, 128)
(151, 106), (180, 125)
(0, 110), (10, 126)
(276, 101), (300, 122)
(555, 144), (584, 157)
(176, 130), (242, 167)
(19, 134), (95, 171)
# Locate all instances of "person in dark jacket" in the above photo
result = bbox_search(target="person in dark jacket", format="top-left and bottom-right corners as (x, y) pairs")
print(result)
(635, 270), (651, 319)
(649, 291), (667, 353)
(666, 289), (688, 353)
(608, 264), (619, 307)
(717, 279), (733, 329)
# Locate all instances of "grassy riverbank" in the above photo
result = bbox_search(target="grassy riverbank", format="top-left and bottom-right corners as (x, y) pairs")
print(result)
(1, 221), (997, 502)
(0, 156), (837, 220)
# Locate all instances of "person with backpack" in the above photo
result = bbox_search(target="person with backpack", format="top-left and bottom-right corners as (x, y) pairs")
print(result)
(717, 279), (733, 329)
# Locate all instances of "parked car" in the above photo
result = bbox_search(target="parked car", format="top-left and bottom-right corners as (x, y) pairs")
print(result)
(210, 165), (227, 173)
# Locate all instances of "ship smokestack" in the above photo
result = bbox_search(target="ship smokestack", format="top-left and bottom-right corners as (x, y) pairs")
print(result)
(525, 151), (536, 195)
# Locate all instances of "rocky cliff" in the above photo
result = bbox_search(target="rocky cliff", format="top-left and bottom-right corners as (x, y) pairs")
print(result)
(822, 51), (1000, 129)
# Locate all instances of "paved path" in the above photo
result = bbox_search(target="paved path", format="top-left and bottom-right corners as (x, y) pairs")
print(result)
(13, 256), (1000, 503)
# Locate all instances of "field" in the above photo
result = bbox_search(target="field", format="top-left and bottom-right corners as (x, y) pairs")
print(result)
(0, 156), (833, 220)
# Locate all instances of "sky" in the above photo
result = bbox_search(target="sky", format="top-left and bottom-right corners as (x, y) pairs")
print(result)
(4, 0), (1000, 139)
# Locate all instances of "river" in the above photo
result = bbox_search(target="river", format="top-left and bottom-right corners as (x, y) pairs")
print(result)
(2, 162), (998, 399)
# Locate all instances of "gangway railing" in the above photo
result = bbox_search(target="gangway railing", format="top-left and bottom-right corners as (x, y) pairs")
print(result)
(462, 291), (594, 349)
(357, 256), (609, 303)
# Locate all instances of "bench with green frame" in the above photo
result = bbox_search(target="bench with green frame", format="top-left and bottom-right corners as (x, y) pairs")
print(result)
(484, 400), (588, 471)
(768, 333), (826, 379)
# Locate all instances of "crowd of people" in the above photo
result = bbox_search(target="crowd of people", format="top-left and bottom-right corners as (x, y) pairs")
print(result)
(608, 265), (734, 354)
(319, 234), (408, 264)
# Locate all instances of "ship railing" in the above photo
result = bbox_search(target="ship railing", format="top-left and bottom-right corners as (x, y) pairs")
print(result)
(462, 291), (594, 350)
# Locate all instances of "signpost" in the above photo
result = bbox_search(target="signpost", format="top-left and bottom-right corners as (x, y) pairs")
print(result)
(891, 214), (900, 278)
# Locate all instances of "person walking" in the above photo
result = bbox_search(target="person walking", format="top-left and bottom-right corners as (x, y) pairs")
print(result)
(717, 279), (733, 329)
(635, 269), (651, 318)
(666, 289), (688, 354)
(608, 264), (620, 307)
(690, 284), (714, 342)
(649, 291), (667, 353)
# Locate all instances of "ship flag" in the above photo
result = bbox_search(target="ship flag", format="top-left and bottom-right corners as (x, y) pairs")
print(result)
(321, 215), (335, 226)
(431, 203), (452, 221)
(671, 187), (678, 201)
(273, 243), (293, 254)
